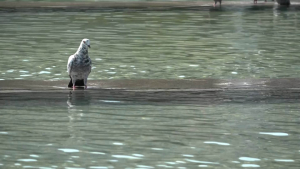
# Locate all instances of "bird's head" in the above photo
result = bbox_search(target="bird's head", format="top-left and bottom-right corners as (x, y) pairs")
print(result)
(82, 38), (91, 48)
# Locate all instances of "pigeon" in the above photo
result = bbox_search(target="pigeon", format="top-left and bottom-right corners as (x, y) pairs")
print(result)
(67, 38), (92, 90)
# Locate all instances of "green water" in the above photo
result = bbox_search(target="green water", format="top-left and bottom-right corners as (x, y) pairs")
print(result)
(1, 90), (300, 168)
(1, 4), (300, 169)
(1, 0), (212, 1)
(1, 5), (300, 81)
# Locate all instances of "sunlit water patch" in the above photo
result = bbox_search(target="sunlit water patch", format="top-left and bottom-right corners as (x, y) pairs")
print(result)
(259, 132), (289, 136)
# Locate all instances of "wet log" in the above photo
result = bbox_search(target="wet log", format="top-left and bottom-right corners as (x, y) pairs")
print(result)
(276, 0), (290, 5)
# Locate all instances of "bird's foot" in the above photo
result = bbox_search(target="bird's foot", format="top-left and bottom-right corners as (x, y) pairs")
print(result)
(73, 86), (76, 90)
(85, 85), (87, 89)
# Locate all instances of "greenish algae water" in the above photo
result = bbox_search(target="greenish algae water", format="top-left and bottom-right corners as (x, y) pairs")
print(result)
(1, 3), (300, 80)
(0, 2), (300, 169)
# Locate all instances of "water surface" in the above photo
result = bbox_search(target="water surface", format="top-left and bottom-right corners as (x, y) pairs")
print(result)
(0, 90), (299, 169)
(1, 5), (300, 80)
(1, 3), (300, 169)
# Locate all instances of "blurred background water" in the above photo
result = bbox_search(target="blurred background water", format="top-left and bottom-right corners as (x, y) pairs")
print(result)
(1, 2), (300, 169)
(1, 4), (300, 80)
(1, 0), (222, 1)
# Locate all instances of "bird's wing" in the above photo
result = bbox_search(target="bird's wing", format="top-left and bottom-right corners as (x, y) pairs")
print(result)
(88, 58), (92, 74)
(82, 57), (92, 75)
(67, 54), (75, 75)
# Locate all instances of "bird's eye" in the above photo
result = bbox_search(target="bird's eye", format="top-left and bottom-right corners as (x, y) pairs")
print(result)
(83, 41), (86, 44)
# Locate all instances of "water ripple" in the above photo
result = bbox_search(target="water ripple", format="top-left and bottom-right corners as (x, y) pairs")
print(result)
(112, 155), (141, 159)
(58, 149), (80, 153)
(17, 159), (37, 162)
(185, 159), (219, 164)
(1, 7), (300, 80)
(259, 132), (289, 136)
(241, 164), (260, 168)
(239, 157), (261, 162)
(204, 141), (230, 146)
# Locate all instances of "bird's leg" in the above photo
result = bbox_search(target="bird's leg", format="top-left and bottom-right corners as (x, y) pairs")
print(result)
(84, 78), (87, 89)
(72, 78), (76, 90)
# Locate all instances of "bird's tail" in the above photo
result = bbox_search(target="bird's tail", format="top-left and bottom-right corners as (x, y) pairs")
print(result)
(68, 78), (85, 88)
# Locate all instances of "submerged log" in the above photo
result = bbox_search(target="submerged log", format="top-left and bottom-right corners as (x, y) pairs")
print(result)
(276, 0), (290, 5)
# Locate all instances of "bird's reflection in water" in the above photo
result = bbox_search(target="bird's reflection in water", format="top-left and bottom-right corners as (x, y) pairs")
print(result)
(67, 90), (91, 142)
(67, 88), (92, 106)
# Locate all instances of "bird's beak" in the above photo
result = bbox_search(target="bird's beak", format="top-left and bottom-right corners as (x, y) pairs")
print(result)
(88, 45), (91, 48)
